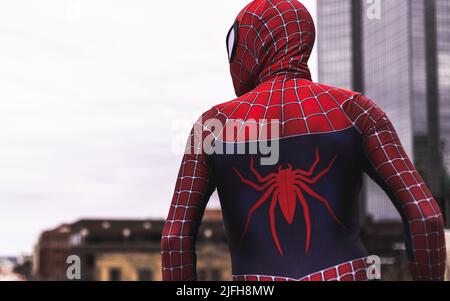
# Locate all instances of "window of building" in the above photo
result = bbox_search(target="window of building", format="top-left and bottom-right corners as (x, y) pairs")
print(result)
(86, 254), (94, 268)
(138, 269), (153, 281)
(211, 269), (221, 281)
(198, 269), (207, 281)
(109, 268), (122, 281)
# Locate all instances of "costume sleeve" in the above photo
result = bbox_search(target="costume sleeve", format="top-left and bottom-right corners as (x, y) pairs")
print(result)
(161, 118), (216, 281)
(344, 94), (447, 281)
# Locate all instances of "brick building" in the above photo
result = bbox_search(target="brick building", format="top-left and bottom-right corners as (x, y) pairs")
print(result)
(34, 210), (231, 281)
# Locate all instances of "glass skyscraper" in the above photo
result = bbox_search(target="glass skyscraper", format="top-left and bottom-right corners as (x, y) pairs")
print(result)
(317, 0), (450, 222)
(317, 0), (354, 90)
(436, 0), (450, 174)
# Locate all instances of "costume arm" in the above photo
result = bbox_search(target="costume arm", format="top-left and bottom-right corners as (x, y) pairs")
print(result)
(344, 95), (446, 281)
(161, 119), (216, 281)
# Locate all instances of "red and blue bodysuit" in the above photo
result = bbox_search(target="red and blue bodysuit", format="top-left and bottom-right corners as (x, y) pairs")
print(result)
(161, 0), (447, 281)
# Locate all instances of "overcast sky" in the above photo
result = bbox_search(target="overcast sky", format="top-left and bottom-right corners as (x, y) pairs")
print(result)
(0, 0), (317, 256)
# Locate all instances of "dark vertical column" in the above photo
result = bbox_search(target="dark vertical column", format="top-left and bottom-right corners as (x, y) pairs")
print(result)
(425, 0), (446, 222)
(352, 0), (367, 225)
(352, 0), (364, 94)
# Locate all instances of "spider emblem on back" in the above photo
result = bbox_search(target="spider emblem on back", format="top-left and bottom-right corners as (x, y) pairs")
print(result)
(233, 147), (346, 256)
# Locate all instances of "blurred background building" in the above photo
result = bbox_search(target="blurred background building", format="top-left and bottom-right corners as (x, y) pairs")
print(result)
(3, 212), (446, 281)
(317, 0), (450, 223)
(33, 210), (231, 281)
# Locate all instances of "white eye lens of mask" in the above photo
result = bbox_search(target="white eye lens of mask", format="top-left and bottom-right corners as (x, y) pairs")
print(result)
(226, 21), (239, 61)
(227, 30), (235, 59)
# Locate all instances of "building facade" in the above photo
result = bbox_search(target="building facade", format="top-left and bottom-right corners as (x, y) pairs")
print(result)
(33, 224), (71, 280)
(33, 211), (422, 281)
(436, 0), (450, 183)
(34, 210), (231, 281)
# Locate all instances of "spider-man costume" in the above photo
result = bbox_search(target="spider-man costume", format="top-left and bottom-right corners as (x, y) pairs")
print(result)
(161, 0), (447, 281)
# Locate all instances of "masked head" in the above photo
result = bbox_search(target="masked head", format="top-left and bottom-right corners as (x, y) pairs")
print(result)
(227, 0), (315, 97)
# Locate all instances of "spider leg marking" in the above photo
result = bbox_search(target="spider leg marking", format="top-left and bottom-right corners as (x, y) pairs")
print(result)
(233, 168), (276, 191)
(240, 186), (278, 241)
(269, 191), (283, 256)
(295, 155), (338, 184)
(294, 187), (311, 254)
(294, 147), (320, 176)
(250, 156), (277, 182)
(294, 180), (346, 229)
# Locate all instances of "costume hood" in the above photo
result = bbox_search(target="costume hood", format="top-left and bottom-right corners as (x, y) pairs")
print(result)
(227, 0), (315, 96)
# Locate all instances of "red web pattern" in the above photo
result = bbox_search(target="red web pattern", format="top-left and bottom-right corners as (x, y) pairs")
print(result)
(233, 257), (373, 281)
(343, 95), (447, 281)
(161, 110), (217, 281)
(160, 78), (355, 281)
(161, 85), (447, 281)
(230, 0), (315, 97)
(161, 0), (446, 281)
(213, 80), (354, 142)
(161, 79), (447, 281)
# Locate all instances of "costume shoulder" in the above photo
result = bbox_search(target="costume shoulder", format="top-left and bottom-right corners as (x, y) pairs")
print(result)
(308, 82), (361, 106)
